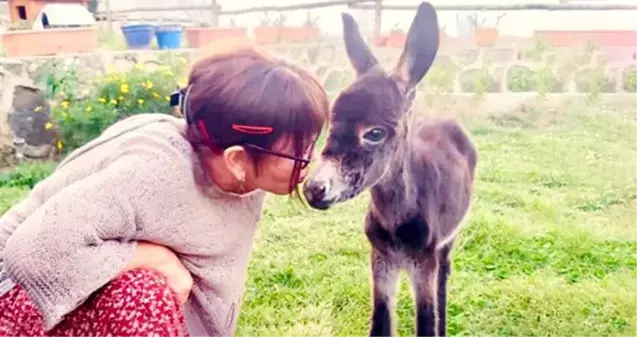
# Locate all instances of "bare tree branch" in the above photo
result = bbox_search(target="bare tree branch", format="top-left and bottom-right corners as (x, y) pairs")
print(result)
(96, 0), (377, 16)
(350, 3), (637, 11)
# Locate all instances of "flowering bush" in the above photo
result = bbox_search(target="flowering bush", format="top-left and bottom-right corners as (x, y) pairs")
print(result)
(47, 55), (189, 153)
(623, 67), (636, 93)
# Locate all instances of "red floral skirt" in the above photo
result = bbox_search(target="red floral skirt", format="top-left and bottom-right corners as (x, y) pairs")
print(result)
(0, 269), (189, 337)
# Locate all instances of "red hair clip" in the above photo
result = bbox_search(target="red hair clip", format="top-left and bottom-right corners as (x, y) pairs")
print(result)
(232, 124), (274, 135)
(197, 121), (274, 143)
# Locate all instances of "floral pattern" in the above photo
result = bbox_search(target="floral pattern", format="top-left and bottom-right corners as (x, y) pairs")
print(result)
(0, 269), (188, 337)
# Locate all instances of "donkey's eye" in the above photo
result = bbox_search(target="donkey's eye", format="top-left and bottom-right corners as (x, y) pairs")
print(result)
(363, 128), (387, 144)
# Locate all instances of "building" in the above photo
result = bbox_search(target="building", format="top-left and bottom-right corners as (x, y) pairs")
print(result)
(7, 0), (87, 23)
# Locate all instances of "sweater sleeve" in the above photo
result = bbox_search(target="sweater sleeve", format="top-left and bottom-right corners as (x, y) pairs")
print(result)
(2, 146), (190, 331)
(0, 181), (49, 294)
(0, 191), (44, 248)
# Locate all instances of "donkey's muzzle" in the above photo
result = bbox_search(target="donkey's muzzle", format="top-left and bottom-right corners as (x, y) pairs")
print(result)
(303, 180), (333, 210)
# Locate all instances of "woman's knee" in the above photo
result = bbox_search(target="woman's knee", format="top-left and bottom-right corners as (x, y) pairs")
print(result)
(110, 268), (171, 291)
(49, 269), (187, 336)
(98, 268), (179, 308)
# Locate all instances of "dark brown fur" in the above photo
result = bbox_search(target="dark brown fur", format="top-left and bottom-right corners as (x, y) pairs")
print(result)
(303, 2), (477, 336)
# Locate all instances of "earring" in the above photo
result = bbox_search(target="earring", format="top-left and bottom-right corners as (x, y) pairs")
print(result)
(238, 176), (246, 194)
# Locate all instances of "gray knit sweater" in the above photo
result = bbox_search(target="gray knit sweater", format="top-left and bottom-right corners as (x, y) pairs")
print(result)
(0, 113), (266, 336)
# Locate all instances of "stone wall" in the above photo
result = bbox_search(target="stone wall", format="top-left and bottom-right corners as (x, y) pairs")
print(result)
(0, 50), (193, 165)
(0, 38), (635, 165)
(272, 38), (637, 95)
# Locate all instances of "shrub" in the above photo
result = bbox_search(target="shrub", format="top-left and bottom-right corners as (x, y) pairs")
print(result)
(48, 55), (188, 153)
(0, 161), (57, 188)
(622, 67), (636, 92)
(507, 66), (536, 92)
(459, 67), (500, 96)
(96, 62), (185, 115)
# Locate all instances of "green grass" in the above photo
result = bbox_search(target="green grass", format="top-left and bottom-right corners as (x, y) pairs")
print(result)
(1, 101), (635, 336)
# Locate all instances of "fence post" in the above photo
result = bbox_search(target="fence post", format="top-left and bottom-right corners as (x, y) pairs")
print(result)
(211, 0), (219, 26)
(105, 0), (113, 32)
(374, 0), (382, 42)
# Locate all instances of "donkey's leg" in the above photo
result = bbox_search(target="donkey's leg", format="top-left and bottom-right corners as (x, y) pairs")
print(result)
(369, 248), (399, 337)
(436, 244), (453, 336)
(410, 255), (439, 337)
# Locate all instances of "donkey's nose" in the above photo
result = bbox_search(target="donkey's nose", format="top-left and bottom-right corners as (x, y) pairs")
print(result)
(303, 179), (336, 210)
(305, 181), (326, 201)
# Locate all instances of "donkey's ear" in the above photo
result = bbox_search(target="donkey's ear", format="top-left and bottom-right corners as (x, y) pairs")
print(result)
(393, 2), (440, 91)
(342, 12), (379, 75)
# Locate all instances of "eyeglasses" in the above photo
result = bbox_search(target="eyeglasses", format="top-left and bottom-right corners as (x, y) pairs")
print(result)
(242, 142), (315, 169)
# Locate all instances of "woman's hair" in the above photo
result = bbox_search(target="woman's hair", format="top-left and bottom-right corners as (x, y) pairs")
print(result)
(183, 39), (329, 196)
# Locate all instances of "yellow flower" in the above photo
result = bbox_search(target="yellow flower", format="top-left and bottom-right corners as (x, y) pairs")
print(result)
(152, 92), (161, 99)
(45, 122), (53, 130)
(56, 140), (64, 150)
(165, 96), (170, 102)
(34, 106), (43, 112)
(118, 96), (124, 101)
(98, 97), (106, 103)
(120, 83), (130, 94)
(135, 63), (145, 71)
(110, 99), (117, 105)
(86, 106), (93, 112)
(142, 80), (153, 90)
(61, 101), (69, 109)
(137, 99), (144, 105)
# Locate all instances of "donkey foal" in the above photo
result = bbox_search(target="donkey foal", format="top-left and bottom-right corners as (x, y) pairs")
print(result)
(303, 2), (477, 336)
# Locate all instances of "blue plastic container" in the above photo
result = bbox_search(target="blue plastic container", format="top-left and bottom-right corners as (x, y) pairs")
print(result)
(121, 24), (155, 49)
(156, 25), (183, 50)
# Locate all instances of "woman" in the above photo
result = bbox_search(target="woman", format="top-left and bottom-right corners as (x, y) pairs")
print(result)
(0, 40), (329, 336)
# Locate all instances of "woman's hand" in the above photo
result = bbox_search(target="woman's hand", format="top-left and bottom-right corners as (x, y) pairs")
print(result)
(120, 241), (193, 304)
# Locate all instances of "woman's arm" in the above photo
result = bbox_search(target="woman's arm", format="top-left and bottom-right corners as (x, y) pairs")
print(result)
(2, 147), (190, 331)
(0, 186), (48, 293)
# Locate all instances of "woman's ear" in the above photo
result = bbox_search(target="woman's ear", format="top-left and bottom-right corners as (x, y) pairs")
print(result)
(223, 146), (251, 182)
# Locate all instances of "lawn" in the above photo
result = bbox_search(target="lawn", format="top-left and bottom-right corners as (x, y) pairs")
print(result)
(1, 99), (635, 336)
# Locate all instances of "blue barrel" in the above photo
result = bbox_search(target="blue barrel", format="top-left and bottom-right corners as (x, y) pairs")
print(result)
(121, 23), (155, 49)
(156, 25), (183, 50)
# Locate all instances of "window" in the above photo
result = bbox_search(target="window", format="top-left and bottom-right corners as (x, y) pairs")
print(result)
(16, 5), (27, 20)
